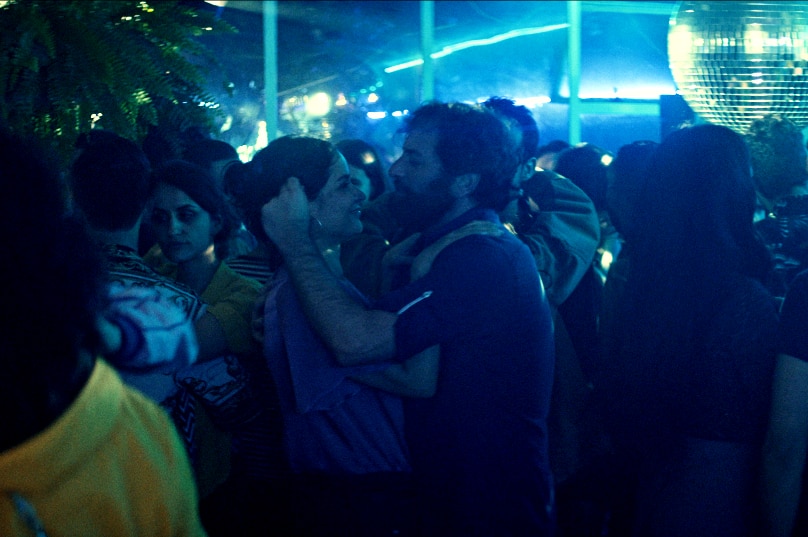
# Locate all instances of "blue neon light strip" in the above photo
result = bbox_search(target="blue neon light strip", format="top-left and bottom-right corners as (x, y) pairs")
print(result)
(384, 23), (570, 73)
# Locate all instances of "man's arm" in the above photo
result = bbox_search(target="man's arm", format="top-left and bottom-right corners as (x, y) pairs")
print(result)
(761, 353), (808, 537)
(262, 177), (398, 366)
(352, 345), (439, 398)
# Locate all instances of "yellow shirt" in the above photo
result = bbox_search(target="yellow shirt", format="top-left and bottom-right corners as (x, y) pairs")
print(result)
(0, 360), (207, 537)
(148, 254), (262, 356)
(200, 262), (262, 356)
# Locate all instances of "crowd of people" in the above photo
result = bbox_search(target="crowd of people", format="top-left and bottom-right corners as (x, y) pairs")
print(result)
(1, 97), (808, 537)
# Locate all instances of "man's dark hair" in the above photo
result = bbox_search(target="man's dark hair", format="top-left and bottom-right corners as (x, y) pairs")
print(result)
(400, 101), (519, 211)
(555, 143), (612, 212)
(537, 140), (571, 158)
(482, 97), (540, 164)
(69, 130), (152, 231)
(182, 139), (239, 171)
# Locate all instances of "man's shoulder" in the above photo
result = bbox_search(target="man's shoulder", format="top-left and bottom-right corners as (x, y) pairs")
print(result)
(103, 244), (205, 320)
(425, 222), (537, 282)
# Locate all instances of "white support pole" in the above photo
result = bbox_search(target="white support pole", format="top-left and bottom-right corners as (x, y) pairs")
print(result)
(263, 1), (278, 141)
(567, 1), (582, 145)
(420, 1), (435, 103)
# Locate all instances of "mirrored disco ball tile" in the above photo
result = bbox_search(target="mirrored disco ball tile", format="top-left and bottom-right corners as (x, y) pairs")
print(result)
(668, 1), (808, 133)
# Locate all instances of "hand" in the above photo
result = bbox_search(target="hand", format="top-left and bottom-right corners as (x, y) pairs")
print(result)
(261, 177), (311, 253)
(382, 232), (421, 269)
(380, 232), (420, 294)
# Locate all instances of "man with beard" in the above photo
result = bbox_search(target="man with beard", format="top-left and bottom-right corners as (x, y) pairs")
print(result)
(261, 101), (556, 536)
(338, 134), (456, 299)
(341, 99), (599, 309)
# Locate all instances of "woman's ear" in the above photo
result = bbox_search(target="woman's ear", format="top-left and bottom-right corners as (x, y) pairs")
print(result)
(308, 199), (324, 233)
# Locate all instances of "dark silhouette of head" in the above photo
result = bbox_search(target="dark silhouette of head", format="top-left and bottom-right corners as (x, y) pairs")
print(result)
(335, 139), (387, 201)
(607, 140), (658, 241)
(536, 140), (570, 171)
(182, 138), (241, 191)
(0, 128), (108, 448)
(482, 97), (540, 165)
(555, 143), (612, 212)
(183, 139), (239, 170)
(69, 130), (152, 231)
(634, 123), (769, 285)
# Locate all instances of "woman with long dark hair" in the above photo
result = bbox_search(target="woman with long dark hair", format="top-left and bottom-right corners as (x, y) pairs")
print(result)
(601, 124), (777, 536)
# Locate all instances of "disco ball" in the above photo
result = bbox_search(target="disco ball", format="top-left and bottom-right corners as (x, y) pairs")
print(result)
(668, 1), (808, 133)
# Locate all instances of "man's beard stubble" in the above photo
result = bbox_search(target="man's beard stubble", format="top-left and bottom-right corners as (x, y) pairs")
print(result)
(389, 175), (456, 236)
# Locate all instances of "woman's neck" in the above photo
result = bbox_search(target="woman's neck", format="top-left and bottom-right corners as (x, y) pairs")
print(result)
(176, 249), (220, 295)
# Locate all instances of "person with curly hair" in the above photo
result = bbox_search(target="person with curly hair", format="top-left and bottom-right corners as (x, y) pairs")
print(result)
(746, 114), (808, 303)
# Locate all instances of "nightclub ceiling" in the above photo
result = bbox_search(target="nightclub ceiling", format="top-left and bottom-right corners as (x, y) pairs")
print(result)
(196, 1), (679, 155)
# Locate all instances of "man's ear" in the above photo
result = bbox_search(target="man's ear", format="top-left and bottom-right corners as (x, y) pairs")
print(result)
(450, 173), (481, 198)
(211, 214), (223, 235)
(524, 157), (538, 178)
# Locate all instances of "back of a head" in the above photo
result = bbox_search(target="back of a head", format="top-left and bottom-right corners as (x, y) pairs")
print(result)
(69, 130), (152, 231)
(335, 138), (386, 201)
(635, 124), (764, 280)
(554, 143), (611, 211)
(401, 101), (519, 211)
(182, 138), (239, 172)
(608, 140), (658, 239)
(538, 140), (571, 159)
(482, 96), (540, 164)
(617, 124), (771, 405)
(536, 140), (571, 171)
(237, 135), (336, 244)
(745, 114), (808, 200)
(0, 129), (106, 437)
(151, 160), (239, 258)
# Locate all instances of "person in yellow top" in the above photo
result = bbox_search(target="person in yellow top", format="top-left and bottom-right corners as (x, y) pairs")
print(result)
(1, 360), (207, 537)
(147, 159), (262, 357)
(0, 129), (206, 537)
(146, 159), (268, 530)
